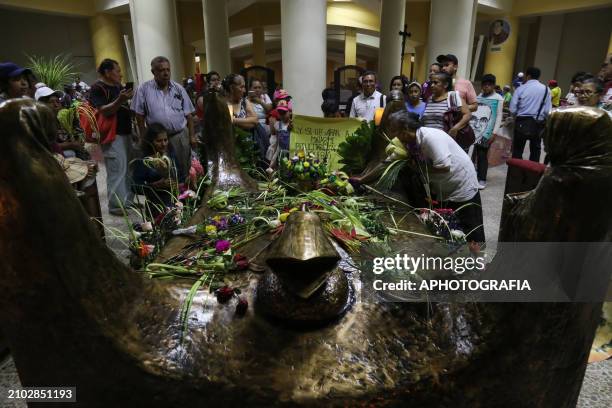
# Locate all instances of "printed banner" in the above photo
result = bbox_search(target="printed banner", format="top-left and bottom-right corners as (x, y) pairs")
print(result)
(472, 97), (500, 143)
(290, 115), (363, 170)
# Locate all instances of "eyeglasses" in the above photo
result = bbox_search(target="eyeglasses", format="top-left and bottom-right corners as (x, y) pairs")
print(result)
(574, 89), (598, 96)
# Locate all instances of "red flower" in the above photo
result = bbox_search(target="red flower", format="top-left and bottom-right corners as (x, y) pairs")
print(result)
(154, 211), (167, 226)
(235, 297), (248, 316)
(137, 242), (155, 258)
(215, 286), (234, 303)
(233, 253), (249, 270)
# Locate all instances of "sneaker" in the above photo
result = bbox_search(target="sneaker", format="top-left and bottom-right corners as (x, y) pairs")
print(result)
(478, 180), (486, 190)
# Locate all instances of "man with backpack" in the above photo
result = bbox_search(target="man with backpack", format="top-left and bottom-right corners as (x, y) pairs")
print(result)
(509, 66), (552, 162)
(88, 58), (135, 216)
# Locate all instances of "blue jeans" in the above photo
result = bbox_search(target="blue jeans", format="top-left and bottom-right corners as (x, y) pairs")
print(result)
(102, 134), (134, 211)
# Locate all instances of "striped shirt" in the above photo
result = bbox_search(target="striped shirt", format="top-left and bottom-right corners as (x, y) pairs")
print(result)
(421, 99), (447, 130)
(422, 91), (463, 131)
(131, 79), (195, 133)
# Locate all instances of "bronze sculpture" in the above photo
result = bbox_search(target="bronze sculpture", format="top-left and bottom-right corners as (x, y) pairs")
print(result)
(0, 97), (609, 406)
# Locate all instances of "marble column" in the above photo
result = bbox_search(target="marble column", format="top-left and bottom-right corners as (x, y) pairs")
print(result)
(202, 0), (231, 77)
(378, 0), (406, 89)
(427, 0), (477, 78)
(281, 0), (326, 116)
(345, 27), (357, 66)
(129, 0), (184, 83)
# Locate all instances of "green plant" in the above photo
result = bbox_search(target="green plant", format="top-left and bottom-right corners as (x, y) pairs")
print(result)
(26, 54), (78, 90)
(337, 121), (375, 174)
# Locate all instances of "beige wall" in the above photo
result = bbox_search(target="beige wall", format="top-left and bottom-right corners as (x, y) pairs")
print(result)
(0, 7), (97, 84)
(554, 7), (612, 89)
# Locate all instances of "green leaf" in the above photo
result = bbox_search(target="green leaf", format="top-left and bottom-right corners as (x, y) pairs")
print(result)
(336, 121), (374, 174)
(25, 53), (79, 91)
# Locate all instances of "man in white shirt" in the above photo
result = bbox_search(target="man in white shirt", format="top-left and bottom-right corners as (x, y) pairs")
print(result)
(349, 71), (385, 121)
(389, 110), (485, 245)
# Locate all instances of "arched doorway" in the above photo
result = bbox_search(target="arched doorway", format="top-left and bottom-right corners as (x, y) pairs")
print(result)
(240, 66), (276, 100)
(333, 65), (366, 113)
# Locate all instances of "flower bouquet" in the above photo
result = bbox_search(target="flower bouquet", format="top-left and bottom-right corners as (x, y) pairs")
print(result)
(280, 150), (327, 191)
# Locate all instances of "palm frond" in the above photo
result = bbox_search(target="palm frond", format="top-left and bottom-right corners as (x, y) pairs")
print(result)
(377, 159), (408, 190)
(25, 53), (79, 90)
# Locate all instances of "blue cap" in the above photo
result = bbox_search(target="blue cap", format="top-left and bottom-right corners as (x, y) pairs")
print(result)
(0, 62), (32, 80)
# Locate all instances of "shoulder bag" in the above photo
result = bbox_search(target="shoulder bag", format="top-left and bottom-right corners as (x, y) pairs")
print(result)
(515, 86), (548, 136)
(443, 91), (475, 149)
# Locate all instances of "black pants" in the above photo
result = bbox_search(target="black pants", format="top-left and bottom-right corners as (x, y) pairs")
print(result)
(474, 143), (489, 182)
(447, 191), (485, 244)
(512, 119), (542, 162)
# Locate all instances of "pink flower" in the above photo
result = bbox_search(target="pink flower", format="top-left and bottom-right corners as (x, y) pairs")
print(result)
(178, 189), (196, 200)
(191, 158), (204, 175)
(215, 239), (231, 253)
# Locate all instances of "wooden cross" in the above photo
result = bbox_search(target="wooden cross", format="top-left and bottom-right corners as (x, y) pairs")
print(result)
(399, 24), (411, 75)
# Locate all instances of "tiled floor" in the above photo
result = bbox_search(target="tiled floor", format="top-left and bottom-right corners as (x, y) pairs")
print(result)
(1, 142), (610, 407)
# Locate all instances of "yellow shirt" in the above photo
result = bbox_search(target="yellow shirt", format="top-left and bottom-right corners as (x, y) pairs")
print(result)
(550, 86), (561, 107)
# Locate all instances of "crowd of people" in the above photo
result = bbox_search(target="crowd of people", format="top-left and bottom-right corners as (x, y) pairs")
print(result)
(1, 50), (610, 246)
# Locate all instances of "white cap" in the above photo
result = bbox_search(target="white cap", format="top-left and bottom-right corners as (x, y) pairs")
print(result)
(34, 82), (47, 89)
(35, 86), (62, 101)
(517, 72), (524, 78)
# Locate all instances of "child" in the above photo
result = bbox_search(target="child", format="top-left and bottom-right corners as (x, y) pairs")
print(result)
(266, 104), (291, 171)
(474, 74), (504, 189)
(133, 123), (183, 217)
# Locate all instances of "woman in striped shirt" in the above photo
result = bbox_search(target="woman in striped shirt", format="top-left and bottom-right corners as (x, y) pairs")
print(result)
(421, 72), (471, 138)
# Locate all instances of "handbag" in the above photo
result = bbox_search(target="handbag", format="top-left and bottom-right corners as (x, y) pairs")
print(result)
(79, 82), (118, 145)
(443, 91), (475, 149)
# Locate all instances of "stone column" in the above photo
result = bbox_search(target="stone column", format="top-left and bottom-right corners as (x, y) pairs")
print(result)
(345, 27), (357, 66)
(89, 13), (127, 75)
(129, 0), (184, 83)
(378, 0), (406, 89)
(253, 26), (266, 66)
(427, 0), (477, 78)
(483, 16), (520, 88)
(281, 0), (326, 116)
(203, 0), (231, 77)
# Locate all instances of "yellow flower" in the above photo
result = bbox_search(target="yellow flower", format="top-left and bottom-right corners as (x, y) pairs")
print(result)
(289, 207), (299, 213)
(205, 225), (217, 235)
(303, 162), (310, 168)
(279, 212), (290, 223)
(297, 150), (305, 159)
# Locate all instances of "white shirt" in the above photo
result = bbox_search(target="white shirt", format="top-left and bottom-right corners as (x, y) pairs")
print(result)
(416, 127), (479, 202)
(349, 90), (386, 121)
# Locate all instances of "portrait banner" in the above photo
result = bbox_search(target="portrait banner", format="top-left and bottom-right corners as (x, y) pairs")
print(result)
(290, 115), (363, 170)
(471, 97), (500, 143)
(489, 19), (511, 52)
